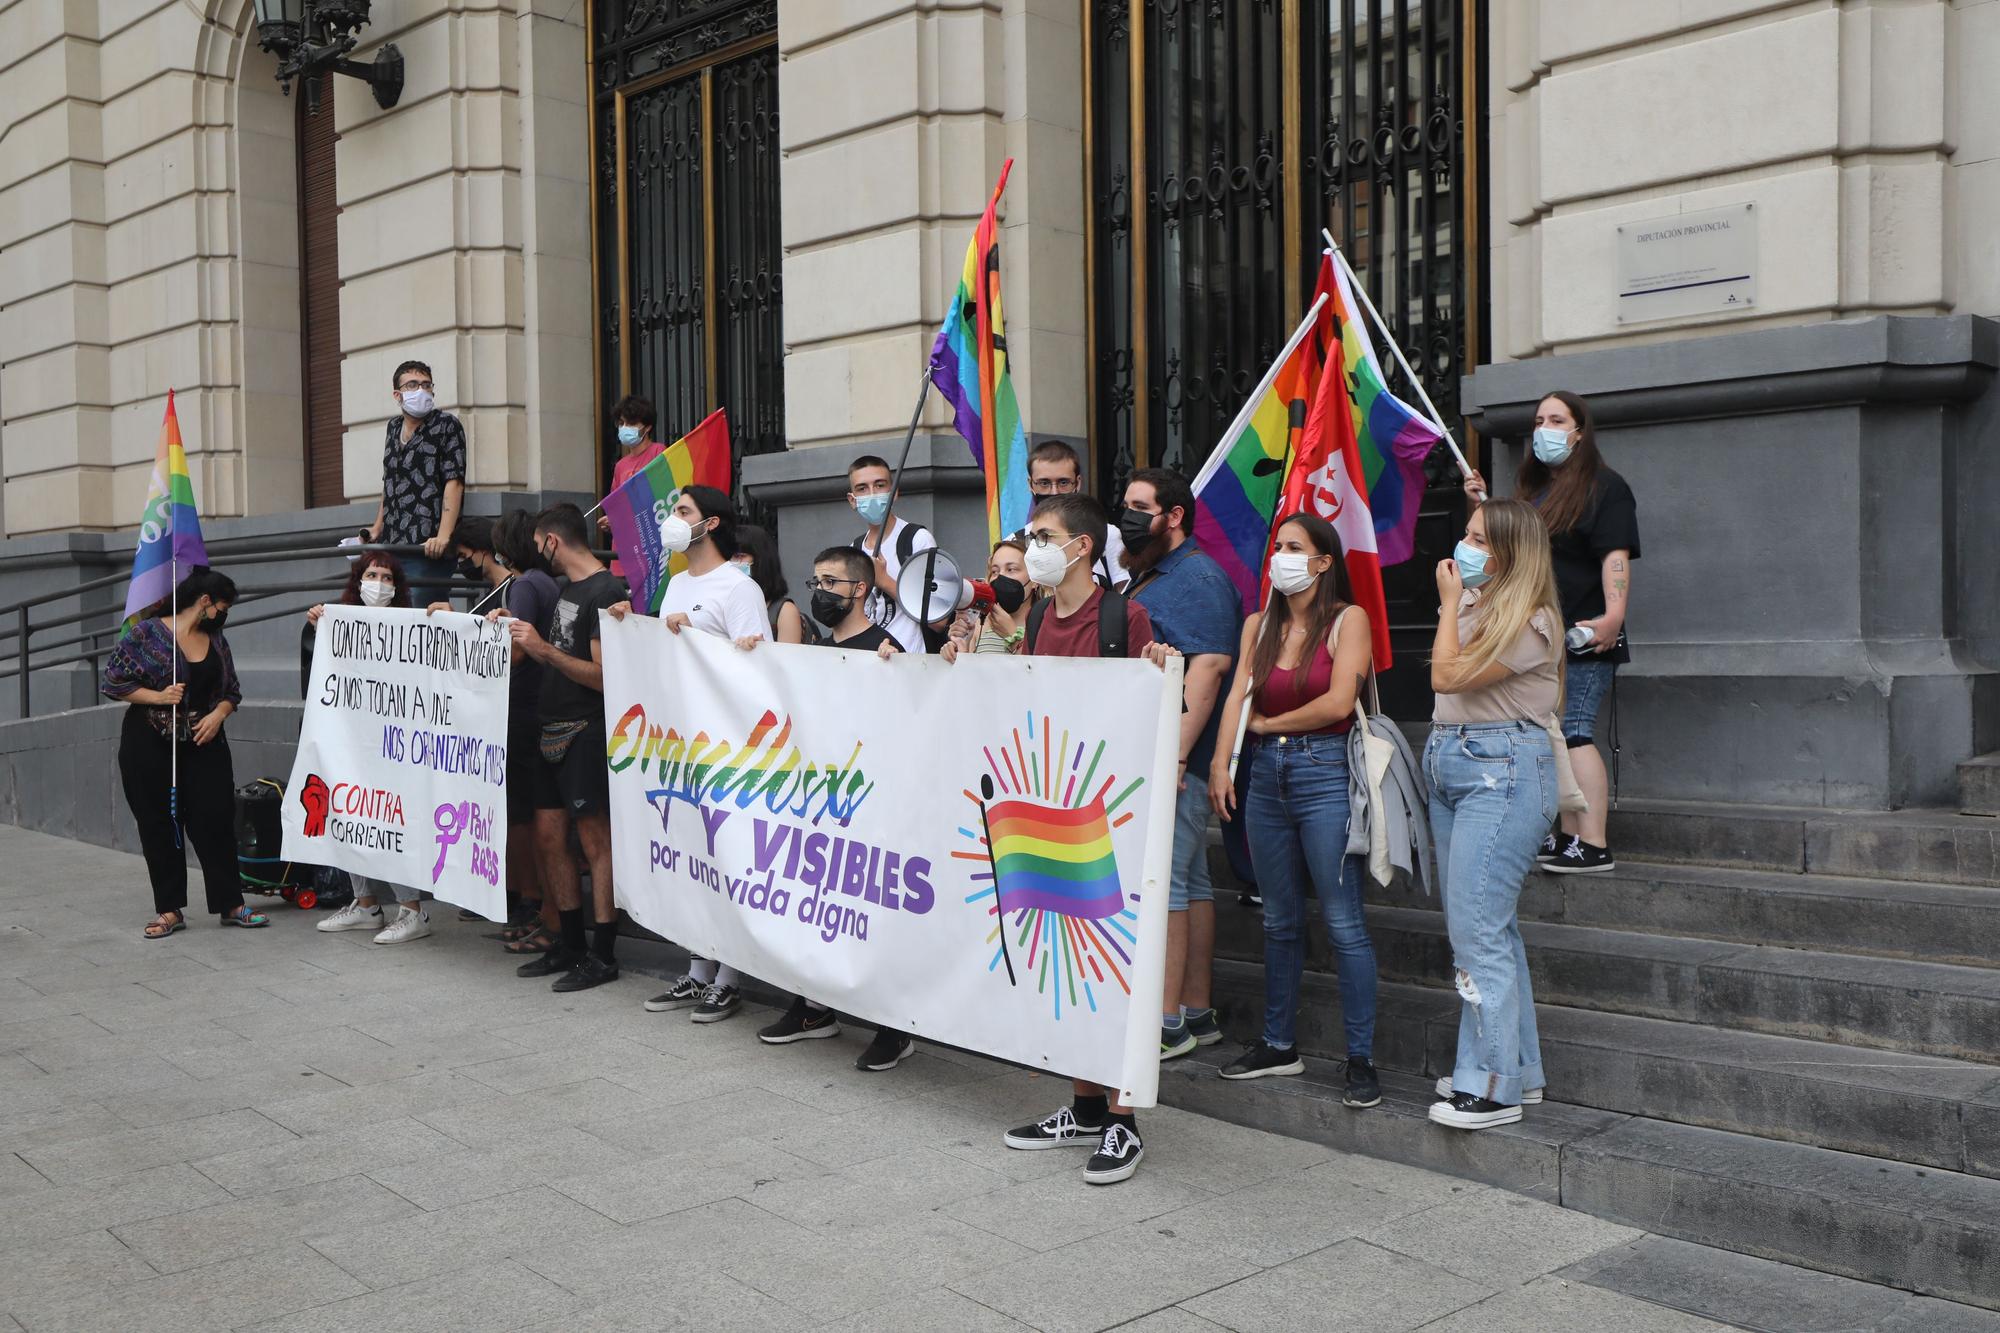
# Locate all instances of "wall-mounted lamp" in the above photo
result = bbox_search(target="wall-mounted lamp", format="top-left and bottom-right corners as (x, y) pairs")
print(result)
(252, 0), (404, 113)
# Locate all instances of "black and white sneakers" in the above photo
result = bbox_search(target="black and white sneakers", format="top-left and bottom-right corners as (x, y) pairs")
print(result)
(855, 1029), (914, 1072)
(691, 983), (741, 1024)
(1218, 1041), (1306, 1081)
(757, 997), (840, 1044)
(1002, 1105), (1104, 1150)
(1083, 1122), (1144, 1185)
(1435, 1076), (1544, 1105)
(643, 974), (703, 1012)
(1542, 834), (1615, 875)
(1428, 1091), (1523, 1130)
(1536, 832), (1563, 864)
(1003, 1105), (1143, 1184)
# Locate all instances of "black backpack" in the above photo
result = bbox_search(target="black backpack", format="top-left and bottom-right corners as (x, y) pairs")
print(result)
(1024, 589), (1129, 659)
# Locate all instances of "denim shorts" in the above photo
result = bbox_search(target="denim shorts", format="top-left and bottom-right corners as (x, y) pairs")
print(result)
(1169, 771), (1215, 911)
(1561, 659), (1615, 745)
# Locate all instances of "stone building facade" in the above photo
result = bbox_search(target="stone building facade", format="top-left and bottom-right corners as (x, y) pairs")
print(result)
(0, 0), (1995, 808)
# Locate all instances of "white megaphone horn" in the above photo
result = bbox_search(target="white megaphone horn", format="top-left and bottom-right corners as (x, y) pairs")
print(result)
(892, 548), (996, 628)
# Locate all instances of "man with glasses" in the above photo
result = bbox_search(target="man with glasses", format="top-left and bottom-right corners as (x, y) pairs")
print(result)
(1018, 441), (1128, 590)
(367, 359), (465, 605)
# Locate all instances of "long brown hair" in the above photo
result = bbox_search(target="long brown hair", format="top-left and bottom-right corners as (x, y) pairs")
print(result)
(1249, 513), (1352, 688)
(1439, 498), (1564, 694)
(1515, 389), (1603, 536)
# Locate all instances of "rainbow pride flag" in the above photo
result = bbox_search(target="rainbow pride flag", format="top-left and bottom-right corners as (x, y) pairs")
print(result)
(1317, 252), (1444, 566)
(930, 159), (1030, 545)
(1188, 297), (1329, 614)
(122, 390), (208, 627)
(987, 795), (1124, 920)
(601, 407), (731, 614)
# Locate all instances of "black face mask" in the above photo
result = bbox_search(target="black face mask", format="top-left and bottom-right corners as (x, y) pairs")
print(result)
(455, 556), (482, 582)
(1118, 508), (1162, 552)
(988, 575), (1027, 614)
(197, 609), (228, 634)
(810, 589), (854, 627)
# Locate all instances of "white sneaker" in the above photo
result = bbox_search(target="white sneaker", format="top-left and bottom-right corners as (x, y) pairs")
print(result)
(372, 908), (432, 944)
(317, 901), (383, 932)
(1436, 1077), (1544, 1105)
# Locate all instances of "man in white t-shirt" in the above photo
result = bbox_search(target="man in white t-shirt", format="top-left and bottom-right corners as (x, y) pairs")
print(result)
(1014, 440), (1128, 590)
(606, 483), (765, 1023)
(845, 454), (936, 654)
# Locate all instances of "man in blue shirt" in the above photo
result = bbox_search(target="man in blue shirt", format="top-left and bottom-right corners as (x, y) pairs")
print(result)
(1119, 467), (1242, 1058)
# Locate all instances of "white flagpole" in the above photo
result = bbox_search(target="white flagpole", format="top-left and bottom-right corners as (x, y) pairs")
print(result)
(1320, 229), (1480, 495)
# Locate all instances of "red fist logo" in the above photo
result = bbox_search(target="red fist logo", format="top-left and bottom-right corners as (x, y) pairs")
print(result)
(299, 774), (330, 838)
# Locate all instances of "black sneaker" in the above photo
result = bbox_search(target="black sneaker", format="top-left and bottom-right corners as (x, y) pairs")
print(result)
(1219, 1041), (1305, 1081)
(1184, 1007), (1224, 1047)
(515, 949), (580, 979)
(551, 954), (619, 992)
(690, 983), (740, 1024)
(856, 1029), (914, 1072)
(1160, 1022), (1197, 1060)
(1535, 832), (1563, 863)
(1003, 1105), (1104, 1150)
(1343, 1056), (1382, 1108)
(1436, 1076), (1544, 1105)
(1428, 1091), (1523, 1130)
(1083, 1121), (1144, 1185)
(758, 997), (840, 1044)
(643, 974), (702, 1012)
(1544, 838), (1615, 875)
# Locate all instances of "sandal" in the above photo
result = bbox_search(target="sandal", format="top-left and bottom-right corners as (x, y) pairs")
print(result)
(502, 926), (559, 955)
(143, 911), (185, 940)
(499, 919), (543, 943)
(221, 906), (270, 929)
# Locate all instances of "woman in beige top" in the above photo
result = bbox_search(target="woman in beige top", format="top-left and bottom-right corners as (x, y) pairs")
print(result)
(1424, 498), (1563, 1132)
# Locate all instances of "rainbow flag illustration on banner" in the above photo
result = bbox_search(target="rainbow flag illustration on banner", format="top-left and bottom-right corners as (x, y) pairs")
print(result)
(987, 795), (1125, 920)
(1188, 296), (1329, 615)
(1314, 252), (1444, 566)
(601, 407), (731, 614)
(122, 389), (208, 628)
(930, 158), (1031, 544)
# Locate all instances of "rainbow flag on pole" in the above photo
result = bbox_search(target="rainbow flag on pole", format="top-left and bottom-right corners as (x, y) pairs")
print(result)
(930, 158), (1030, 545)
(122, 389), (208, 628)
(601, 407), (731, 614)
(987, 795), (1124, 920)
(1188, 296), (1329, 614)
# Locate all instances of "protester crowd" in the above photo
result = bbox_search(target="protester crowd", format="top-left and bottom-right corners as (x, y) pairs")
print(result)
(101, 357), (1639, 1188)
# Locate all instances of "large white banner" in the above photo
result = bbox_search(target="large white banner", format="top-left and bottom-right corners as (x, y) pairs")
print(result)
(602, 618), (1181, 1105)
(281, 606), (512, 921)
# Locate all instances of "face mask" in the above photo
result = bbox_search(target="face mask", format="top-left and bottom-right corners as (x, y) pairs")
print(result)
(358, 581), (396, 608)
(455, 556), (482, 582)
(810, 589), (853, 626)
(617, 425), (643, 448)
(1532, 425), (1574, 466)
(854, 493), (892, 527)
(1118, 508), (1162, 552)
(197, 609), (228, 633)
(728, 560), (753, 579)
(540, 539), (558, 569)
(400, 388), (434, 418)
(1268, 553), (1321, 597)
(660, 515), (694, 553)
(1454, 540), (1492, 589)
(989, 575), (1027, 613)
(1023, 535), (1081, 587)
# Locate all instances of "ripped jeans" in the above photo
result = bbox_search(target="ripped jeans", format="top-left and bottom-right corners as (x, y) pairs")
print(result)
(1424, 722), (1555, 1106)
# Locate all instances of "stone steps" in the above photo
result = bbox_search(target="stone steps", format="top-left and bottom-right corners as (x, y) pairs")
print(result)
(1604, 798), (2000, 885)
(1202, 963), (2000, 1177)
(1157, 1049), (2000, 1311)
(1964, 752), (2000, 817)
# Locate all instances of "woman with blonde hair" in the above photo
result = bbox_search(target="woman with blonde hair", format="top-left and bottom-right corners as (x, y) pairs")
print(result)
(1425, 497), (1563, 1130)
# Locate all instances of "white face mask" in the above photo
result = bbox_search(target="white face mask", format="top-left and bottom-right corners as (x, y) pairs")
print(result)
(660, 515), (694, 553)
(1023, 535), (1083, 587)
(399, 388), (434, 418)
(1268, 553), (1322, 596)
(358, 580), (396, 608)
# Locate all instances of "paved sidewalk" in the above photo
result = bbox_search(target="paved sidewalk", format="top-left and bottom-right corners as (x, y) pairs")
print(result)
(0, 824), (1735, 1333)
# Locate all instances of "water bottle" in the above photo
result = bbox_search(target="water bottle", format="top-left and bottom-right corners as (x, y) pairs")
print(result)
(1565, 624), (1596, 652)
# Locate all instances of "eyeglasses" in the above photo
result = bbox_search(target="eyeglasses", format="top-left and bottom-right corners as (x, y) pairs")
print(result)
(805, 575), (865, 593)
(397, 379), (434, 392)
(1028, 476), (1080, 495)
(1025, 530), (1074, 549)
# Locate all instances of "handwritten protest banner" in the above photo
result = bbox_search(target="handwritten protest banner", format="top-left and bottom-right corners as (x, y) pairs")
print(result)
(281, 606), (513, 921)
(601, 617), (1181, 1105)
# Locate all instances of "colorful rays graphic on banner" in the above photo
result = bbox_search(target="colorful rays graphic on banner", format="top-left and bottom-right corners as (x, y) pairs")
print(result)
(958, 712), (1146, 1020)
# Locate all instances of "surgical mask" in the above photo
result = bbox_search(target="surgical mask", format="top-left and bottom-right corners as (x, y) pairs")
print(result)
(989, 575), (1027, 614)
(1023, 535), (1081, 587)
(617, 425), (644, 448)
(1532, 426), (1574, 466)
(660, 515), (695, 553)
(1454, 540), (1493, 589)
(854, 493), (891, 526)
(1268, 553), (1321, 596)
(728, 559), (753, 579)
(1118, 508), (1161, 551)
(359, 581), (396, 608)
(400, 388), (434, 418)
(810, 589), (853, 626)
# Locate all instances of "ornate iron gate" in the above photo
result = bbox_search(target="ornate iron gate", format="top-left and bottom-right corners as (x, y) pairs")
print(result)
(589, 0), (782, 514)
(1086, 0), (1483, 711)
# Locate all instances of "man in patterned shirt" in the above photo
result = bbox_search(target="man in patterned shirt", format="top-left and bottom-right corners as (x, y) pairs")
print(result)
(366, 359), (465, 603)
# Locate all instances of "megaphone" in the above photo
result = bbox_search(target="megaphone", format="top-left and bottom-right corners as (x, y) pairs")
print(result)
(892, 548), (993, 627)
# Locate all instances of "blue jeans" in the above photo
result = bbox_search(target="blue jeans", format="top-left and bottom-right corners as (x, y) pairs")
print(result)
(401, 554), (457, 609)
(1244, 733), (1375, 1057)
(1424, 722), (1556, 1105)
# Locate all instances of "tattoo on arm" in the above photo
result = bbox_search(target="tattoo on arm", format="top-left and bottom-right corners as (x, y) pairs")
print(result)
(1610, 558), (1626, 572)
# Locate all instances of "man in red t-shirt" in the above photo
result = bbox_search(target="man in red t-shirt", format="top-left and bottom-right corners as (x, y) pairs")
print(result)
(601, 395), (664, 578)
(945, 493), (1179, 1185)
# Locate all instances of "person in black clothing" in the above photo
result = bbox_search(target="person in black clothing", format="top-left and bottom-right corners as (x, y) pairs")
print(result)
(733, 523), (809, 644)
(1462, 389), (1639, 874)
(366, 359), (465, 604)
(750, 546), (913, 1072)
(499, 504), (627, 991)
(101, 569), (268, 937)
